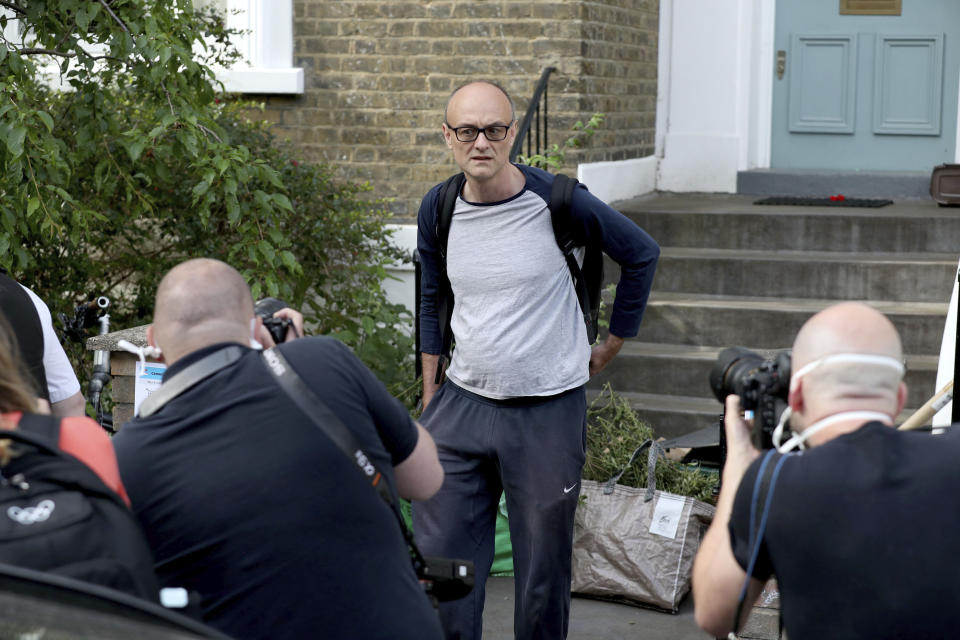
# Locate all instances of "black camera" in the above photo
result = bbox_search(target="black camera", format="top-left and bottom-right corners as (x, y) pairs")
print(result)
(254, 297), (294, 345)
(709, 347), (792, 449)
(417, 555), (475, 605)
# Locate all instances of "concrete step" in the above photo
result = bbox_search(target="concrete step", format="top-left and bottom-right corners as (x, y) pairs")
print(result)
(650, 248), (955, 303)
(614, 193), (960, 253)
(639, 294), (949, 356)
(587, 388), (722, 441)
(589, 342), (938, 412)
(593, 193), (955, 440)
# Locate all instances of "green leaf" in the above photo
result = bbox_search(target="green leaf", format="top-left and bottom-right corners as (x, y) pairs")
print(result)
(125, 140), (146, 163)
(26, 197), (40, 218)
(272, 193), (293, 212)
(191, 180), (211, 201)
(5, 125), (26, 157)
(226, 196), (240, 225)
(36, 111), (54, 132)
(361, 316), (375, 334)
(280, 250), (299, 272)
(75, 5), (94, 31)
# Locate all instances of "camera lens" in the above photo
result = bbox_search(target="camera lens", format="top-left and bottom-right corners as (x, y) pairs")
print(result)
(708, 346), (766, 405)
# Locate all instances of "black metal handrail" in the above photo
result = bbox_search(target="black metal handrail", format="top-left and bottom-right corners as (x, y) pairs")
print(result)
(510, 66), (557, 162)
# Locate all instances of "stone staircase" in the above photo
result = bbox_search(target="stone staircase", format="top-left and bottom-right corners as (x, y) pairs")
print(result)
(589, 193), (958, 440)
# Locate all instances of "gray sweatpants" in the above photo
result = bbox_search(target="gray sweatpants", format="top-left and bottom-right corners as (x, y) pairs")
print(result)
(412, 381), (587, 640)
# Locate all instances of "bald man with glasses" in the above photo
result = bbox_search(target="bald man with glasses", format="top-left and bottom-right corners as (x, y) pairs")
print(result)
(413, 80), (660, 640)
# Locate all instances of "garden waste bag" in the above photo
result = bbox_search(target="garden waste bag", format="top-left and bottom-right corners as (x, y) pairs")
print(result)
(572, 439), (715, 612)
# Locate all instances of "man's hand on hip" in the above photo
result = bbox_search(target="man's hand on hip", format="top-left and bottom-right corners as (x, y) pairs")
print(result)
(589, 333), (624, 377)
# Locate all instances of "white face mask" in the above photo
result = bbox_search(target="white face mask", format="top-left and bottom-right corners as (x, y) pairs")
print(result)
(250, 318), (264, 350)
(773, 353), (904, 453)
(788, 353), (904, 393)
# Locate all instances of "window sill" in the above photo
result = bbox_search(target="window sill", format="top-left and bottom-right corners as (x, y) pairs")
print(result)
(214, 67), (304, 95)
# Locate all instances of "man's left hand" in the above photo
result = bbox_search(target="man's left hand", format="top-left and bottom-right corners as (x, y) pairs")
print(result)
(258, 308), (305, 348)
(589, 333), (625, 377)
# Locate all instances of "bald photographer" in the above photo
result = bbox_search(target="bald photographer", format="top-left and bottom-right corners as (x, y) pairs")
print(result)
(113, 258), (444, 640)
(693, 302), (960, 639)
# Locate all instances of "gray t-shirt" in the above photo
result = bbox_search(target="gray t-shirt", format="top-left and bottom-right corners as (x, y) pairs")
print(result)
(444, 188), (590, 398)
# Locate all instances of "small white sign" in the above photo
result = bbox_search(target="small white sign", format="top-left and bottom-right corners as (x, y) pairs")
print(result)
(134, 361), (167, 416)
(649, 494), (686, 539)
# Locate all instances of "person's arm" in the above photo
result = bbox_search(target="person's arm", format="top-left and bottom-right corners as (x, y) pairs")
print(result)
(421, 353), (443, 410)
(394, 422), (443, 500)
(692, 395), (765, 637)
(23, 286), (83, 410)
(417, 187), (447, 409)
(324, 338), (444, 501)
(51, 390), (86, 417)
(589, 333), (624, 377)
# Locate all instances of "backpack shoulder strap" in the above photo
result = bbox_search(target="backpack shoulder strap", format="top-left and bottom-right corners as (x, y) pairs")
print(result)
(435, 173), (466, 262)
(549, 173), (579, 252)
(432, 173), (465, 381)
(548, 174), (601, 344)
(0, 417), (129, 509)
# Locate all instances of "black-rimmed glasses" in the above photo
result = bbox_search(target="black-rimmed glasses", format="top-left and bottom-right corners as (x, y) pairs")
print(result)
(446, 123), (513, 143)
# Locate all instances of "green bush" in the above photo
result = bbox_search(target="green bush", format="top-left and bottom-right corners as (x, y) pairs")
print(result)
(0, 0), (413, 396)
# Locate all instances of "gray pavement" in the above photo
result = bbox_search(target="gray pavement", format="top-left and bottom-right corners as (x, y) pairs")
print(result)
(481, 576), (711, 639)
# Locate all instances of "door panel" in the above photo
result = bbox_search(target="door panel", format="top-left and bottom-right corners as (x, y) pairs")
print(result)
(772, 0), (959, 171)
(788, 35), (858, 133)
(873, 34), (942, 135)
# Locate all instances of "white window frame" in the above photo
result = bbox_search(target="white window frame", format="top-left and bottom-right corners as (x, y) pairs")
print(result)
(3, 1), (304, 95)
(212, 0), (303, 95)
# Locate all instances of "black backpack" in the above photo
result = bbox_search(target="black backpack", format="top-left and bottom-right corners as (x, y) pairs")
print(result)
(433, 172), (604, 378)
(0, 414), (159, 601)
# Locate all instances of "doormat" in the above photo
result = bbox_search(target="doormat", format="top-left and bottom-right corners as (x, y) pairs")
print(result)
(754, 196), (893, 208)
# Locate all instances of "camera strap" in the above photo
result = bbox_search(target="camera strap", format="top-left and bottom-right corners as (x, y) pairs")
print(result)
(260, 347), (428, 575)
(138, 346), (246, 418)
(730, 449), (789, 639)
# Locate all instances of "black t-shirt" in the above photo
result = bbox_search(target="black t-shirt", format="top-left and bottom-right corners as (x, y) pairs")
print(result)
(114, 338), (442, 640)
(730, 422), (960, 639)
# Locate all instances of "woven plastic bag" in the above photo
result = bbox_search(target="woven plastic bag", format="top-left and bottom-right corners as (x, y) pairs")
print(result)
(571, 439), (715, 612)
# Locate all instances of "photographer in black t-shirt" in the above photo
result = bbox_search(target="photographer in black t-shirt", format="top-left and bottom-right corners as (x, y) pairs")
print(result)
(693, 302), (960, 640)
(114, 258), (444, 640)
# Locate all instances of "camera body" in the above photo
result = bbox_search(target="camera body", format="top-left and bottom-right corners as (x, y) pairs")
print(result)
(417, 555), (475, 605)
(254, 297), (293, 345)
(709, 347), (792, 449)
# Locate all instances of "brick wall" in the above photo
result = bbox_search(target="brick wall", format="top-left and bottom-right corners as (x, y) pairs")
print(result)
(256, 0), (659, 220)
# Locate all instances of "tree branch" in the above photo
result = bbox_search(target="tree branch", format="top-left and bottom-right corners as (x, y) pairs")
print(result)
(197, 123), (223, 144)
(159, 79), (175, 115)
(20, 48), (77, 58)
(0, 1), (25, 15)
(98, 0), (129, 34)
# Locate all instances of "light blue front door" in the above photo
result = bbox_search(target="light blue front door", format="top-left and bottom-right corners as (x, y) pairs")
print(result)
(772, 0), (960, 171)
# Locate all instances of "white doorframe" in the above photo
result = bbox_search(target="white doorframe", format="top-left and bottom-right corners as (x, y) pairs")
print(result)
(656, 0), (776, 192)
(743, 0), (775, 170)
